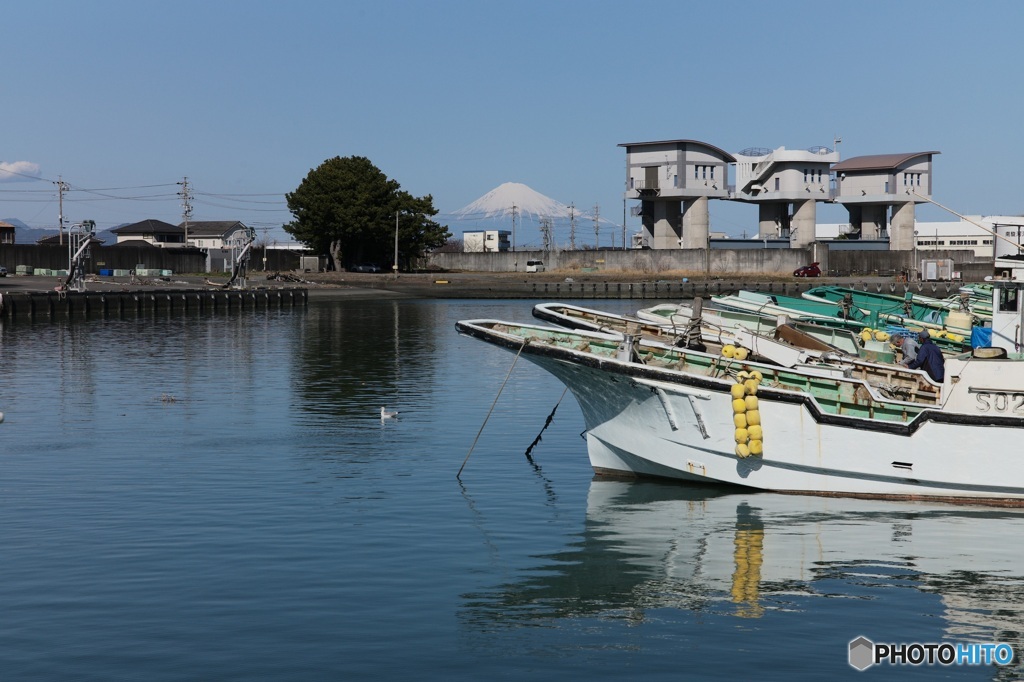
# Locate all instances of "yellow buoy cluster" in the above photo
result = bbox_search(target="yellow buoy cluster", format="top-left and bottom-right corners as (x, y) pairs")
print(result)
(721, 344), (749, 361)
(732, 370), (763, 458)
(860, 327), (890, 343)
(929, 328), (965, 344)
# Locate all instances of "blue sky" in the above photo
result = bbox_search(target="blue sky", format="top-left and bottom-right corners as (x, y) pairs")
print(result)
(2, 0), (1021, 246)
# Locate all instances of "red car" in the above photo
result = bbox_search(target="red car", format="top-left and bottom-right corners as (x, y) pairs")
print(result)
(793, 262), (821, 277)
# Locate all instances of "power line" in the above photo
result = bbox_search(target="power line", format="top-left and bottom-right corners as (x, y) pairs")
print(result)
(0, 167), (48, 182)
(65, 193), (180, 202)
(195, 195), (286, 205)
(192, 197), (289, 212)
(195, 191), (286, 198)
(76, 183), (180, 191)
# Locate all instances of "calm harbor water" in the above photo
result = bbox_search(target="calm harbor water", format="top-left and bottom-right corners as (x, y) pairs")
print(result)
(1, 297), (1021, 681)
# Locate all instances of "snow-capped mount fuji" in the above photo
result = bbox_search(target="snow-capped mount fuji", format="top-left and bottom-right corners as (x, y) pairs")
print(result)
(451, 182), (594, 223)
(449, 182), (621, 249)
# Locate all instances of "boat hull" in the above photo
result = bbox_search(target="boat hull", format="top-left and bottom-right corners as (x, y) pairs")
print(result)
(525, 351), (1024, 502)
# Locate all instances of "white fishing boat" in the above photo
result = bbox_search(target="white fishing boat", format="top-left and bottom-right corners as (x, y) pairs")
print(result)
(532, 300), (717, 344)
(635, 300), (899, 362)
(457, 276), (1024, 503)
(637, 300), (776, 331)
(536, 301), (897, 367)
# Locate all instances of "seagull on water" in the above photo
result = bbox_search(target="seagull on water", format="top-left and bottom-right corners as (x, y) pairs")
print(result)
(380, 406), (399, 420)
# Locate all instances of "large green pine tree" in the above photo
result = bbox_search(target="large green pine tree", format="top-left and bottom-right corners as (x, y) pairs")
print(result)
(285, 156), (449, 271)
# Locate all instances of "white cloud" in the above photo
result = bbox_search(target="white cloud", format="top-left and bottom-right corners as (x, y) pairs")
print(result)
(0, 161), (42, 182)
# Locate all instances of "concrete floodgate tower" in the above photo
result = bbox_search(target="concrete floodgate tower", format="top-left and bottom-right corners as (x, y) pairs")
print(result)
(830, 151), (939, 250)
(620, 139), (734, 249)
(732, 145), (840, 248)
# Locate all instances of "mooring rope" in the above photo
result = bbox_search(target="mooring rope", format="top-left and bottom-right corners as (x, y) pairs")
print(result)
(524, 386), (569, 461)
(457, 340), (527, 479)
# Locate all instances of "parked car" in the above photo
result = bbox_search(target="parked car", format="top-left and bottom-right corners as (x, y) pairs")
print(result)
(525, 260), (545, 273)
(350, 264), (381, 273)
(0, 266), (6, 277)
(793, 262), (821, 277)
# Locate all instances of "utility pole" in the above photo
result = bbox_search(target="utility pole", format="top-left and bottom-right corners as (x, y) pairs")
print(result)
(539, 217), (552, 251)
(511, 204), (517, 253)
(178, 177), (193, 247)
(593, 204), (600, 249)
(511, 203), (518, 271)
(622, 198), (627, 251)
(569, 203), (576, 251)
(260, 227), (270, 271)
(55, 176), (69, 246)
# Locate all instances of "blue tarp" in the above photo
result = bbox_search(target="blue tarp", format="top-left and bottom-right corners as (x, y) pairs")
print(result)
(971, 327), (992, 348)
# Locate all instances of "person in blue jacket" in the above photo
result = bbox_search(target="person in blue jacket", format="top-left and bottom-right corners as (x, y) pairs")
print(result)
(907, 329), (945, 383)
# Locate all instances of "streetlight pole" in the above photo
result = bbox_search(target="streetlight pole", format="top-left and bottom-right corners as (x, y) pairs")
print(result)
(913, 230), (919, 281)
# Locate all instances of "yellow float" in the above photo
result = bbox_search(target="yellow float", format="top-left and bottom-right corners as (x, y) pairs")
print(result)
(731, 376), (765, 458)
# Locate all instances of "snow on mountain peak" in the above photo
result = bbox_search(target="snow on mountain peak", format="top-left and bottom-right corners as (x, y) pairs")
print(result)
(451, 182), (586, 222)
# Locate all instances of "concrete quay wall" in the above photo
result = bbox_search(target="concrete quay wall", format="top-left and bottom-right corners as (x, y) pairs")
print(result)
(427, 248), (813, 275)
(400, 277), (981, 302)
(0, 287), (308, 320)
(427, 247), (991, 279)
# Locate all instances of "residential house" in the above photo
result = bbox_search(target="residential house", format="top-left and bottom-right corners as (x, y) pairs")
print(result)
(111, 218), (253, 272)
(180, 221), (253, 272)
(110, 219), (184, 246)
(180, 221), (250, 249)
(0, 221), (15, 245)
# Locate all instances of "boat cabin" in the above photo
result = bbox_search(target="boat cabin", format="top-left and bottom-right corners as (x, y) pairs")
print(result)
(984, 256), (1024, 354)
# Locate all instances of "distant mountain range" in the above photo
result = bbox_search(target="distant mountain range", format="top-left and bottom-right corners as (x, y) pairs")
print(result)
(2, 218), (121, 245)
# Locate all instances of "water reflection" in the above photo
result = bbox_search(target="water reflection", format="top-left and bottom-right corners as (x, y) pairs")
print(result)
(463, 480), (1024, 650)
(291, 300), (446, 419)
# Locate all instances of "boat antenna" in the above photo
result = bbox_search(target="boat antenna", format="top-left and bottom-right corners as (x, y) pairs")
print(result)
(912, 190), (1023, 252)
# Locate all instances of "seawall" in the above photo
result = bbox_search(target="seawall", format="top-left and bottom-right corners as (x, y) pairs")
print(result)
(0, 287), (308, 320)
